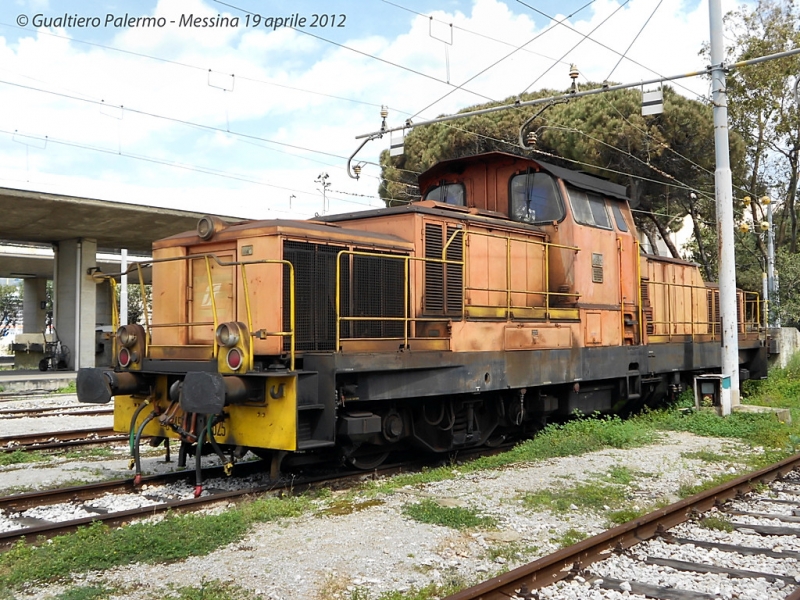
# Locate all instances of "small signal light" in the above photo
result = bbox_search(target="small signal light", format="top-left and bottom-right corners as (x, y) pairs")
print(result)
(226, 348), (243, 371)
(119, 347), (131, 368)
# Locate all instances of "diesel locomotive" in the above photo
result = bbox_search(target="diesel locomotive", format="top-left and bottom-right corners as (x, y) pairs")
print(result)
(77, 151), (767, 494)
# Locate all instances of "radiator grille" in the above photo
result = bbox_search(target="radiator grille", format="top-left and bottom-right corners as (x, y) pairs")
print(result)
(283, 241), (341, 352)
(340, 253), (405, 339)
(424, 222), (463, 315)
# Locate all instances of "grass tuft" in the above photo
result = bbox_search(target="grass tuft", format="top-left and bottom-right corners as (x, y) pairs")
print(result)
(700, 515), (734, 532)
(402, 499), (496, 530)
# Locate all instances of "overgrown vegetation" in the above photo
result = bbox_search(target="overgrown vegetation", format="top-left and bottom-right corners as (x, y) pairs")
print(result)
(402, 499), (496, 530)
(520, 466), (652, 526)
(0, 496), (310, 589)
(700, 516), (735, 532)
(6, 358), (800, 595)
(0, 449), (48, 467)
(158, 580), (262, 600)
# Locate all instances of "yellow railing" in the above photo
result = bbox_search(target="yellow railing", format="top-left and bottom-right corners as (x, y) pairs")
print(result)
(333, 228), (582, 349)
(645, 279), (761, 340)
(99, 254), (296, 371)
(334, 249), (462, 350)
(463, 229), (580, 318)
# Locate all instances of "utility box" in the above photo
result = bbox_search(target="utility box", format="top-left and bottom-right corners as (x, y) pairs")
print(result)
(694, 374), (725, 415)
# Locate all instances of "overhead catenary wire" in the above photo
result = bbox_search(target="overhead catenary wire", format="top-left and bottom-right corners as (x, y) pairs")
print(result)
(519, 0), (632, 95)
(407, 0), (598, 120)
(514, 0), (706, 101)
(0, 21), (390, 112)
(214, 0), (500, 106)
(604, 0), (664, 82)
(380, 0), (571, 66)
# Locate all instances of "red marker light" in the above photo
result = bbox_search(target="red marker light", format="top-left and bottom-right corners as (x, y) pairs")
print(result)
(226, 348), (242, 370)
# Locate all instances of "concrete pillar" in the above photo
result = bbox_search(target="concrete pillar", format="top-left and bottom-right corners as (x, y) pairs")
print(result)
(22, 278), (47, 333)
(54, 238), (97, 370)
(95, 279), (114, 368)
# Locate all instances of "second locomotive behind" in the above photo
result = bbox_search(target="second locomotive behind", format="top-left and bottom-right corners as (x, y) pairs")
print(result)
(77, 151), (767, 491)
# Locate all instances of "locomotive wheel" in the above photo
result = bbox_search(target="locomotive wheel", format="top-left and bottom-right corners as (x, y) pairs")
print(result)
(346, 450), (390, 470)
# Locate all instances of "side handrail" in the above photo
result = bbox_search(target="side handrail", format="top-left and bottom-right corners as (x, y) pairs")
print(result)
(91, 253), (296, 371)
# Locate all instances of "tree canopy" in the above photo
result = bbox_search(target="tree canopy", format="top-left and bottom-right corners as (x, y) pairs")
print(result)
(380, 0), (800, 325)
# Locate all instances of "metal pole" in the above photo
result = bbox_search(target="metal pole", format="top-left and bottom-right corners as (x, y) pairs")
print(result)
(766, 201), (780, 327)
(120, 249), (128, 326)
(709, 0), (739, 414)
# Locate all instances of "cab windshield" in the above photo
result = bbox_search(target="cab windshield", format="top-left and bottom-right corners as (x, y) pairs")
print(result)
(509, 171), (564, 224)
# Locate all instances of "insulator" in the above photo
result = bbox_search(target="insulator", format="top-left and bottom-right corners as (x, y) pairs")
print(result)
(353, 164), (362, 177)
(760, 221), (770, 232)
(569, 64), (579, 80)
(526, 131), (537, 146)
(380, 105), (388, 119)
(738, 222), (751, 233)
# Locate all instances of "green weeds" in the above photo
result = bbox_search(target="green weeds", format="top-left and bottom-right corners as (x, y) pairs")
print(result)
(402, 499), (496, 530)
(0, 449), (49, 467)
(54, 585), (114, 600)
(0, 496), (310, 588)
(700, 515), (734, 532)
(550, 528), (587, 548)
(159, 580), (262, 600)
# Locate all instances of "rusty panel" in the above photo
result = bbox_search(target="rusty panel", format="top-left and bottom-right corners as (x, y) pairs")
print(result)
(504, 324), (571, 350)
(508, 237), (546, 309)
(186, 242), (237, 344)
(646, 257), (706, 337)
(237, 236), (283, 356)
(151, 246), (188, 347)
(466, 233), (508, 308)
(584, 311), (603, 345)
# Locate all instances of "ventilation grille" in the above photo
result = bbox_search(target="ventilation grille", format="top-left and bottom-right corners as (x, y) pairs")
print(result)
(340, 253), (405, 339)
(591, 253), (604, 283)
(424, 222), (463, 315)
(707, 288), (721, 334)
(283, 241), (341, 352)
(640, 278), (654, 335)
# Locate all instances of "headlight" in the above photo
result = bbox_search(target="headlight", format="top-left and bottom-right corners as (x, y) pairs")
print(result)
(117, 325), (137, 348)
(216, 322), (240, 347)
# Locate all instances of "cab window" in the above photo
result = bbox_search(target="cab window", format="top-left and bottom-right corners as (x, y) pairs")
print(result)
(509, 172), (564, 224)
(610, 202), (629, 232)
(568, 188), (612, 229)
(424, 182), (465, 206)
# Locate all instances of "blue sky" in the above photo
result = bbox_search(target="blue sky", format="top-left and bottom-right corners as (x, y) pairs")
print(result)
(0, 0), (728, 221)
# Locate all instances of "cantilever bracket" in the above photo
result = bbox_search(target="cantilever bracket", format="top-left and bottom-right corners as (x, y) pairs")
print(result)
(347, 133), (383, 180)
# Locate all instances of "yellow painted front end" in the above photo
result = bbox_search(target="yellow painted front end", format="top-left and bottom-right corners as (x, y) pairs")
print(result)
(113, 373), (298, 451)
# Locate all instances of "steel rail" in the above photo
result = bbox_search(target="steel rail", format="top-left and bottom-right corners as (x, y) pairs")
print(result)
(0, 445), (510, 550)
(0, 427), (128, 452)
(0, 406), (114, 418)
(444, 452), (800, 600)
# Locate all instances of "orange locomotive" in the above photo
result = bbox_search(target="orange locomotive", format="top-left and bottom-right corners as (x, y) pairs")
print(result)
(77, 152), (766, 493)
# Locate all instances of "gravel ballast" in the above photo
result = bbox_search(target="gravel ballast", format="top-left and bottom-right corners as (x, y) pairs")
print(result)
(0, 397), (768, 600)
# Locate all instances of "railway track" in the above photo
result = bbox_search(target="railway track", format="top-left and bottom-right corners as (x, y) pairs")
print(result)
(0, 427), (129, 452)
(0, 405), (113, 419)
(0, 446), (505, 550)
(445, 452), (800, 600)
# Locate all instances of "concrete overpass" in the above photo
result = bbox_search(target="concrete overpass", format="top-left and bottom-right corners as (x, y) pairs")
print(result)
(0, 186), (243, 369)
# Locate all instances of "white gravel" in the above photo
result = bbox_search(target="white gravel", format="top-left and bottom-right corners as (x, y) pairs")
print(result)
(1, 393), (795, 600)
